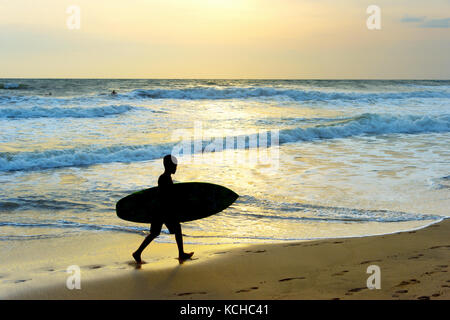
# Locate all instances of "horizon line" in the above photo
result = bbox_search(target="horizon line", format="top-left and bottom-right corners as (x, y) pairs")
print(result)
(1, 77), (449, 81)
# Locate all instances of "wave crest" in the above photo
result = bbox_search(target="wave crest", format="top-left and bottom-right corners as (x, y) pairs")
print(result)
(0, 83), (28, 90)
(279, 113), (450, 143)
(0, 113), (448, 171)
(0, 105), (133, 119)
(129, 87), (450, 101)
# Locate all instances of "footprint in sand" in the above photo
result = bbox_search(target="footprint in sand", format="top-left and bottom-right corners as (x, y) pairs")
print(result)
(235, 286), (259, 293)
(345, 287), (366, 295)
(278, 277), (306, 282)
(431, 293), (441, 297)
(332, 271), (349, 276)
(429, 245), (450, 250)
(245, 250), (267, 254)
(176, 291), (207, 296)
(305, 243), (321, 247)
(417, 296), (430, 300)
(395, 290), (408, 294)
(396, 279), (420, 287)
(86, 265), (104, 270)
(360, 259), (382, 265)
(14, 279), (31, 284)
(348, 287), (366, 292)
(284, 243), (302, 247)
(36, 267), (55, 273)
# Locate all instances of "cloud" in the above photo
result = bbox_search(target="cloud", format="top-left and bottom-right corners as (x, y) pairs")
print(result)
(400, 15), (426, 23)
(420, 18), (450, 28)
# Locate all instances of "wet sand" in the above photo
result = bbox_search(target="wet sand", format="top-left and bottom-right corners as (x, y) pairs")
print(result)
(2, 219), (449, 300)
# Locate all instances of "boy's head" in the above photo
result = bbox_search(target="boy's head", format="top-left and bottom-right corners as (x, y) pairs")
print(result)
(163, 154), (177, 174)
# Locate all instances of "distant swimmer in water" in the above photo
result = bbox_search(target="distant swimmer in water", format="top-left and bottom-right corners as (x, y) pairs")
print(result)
(111, 90), (117, 95)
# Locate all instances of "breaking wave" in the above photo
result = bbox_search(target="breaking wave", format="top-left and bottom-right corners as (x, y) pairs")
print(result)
(129, 87), (450, 101)
(0, 113), (448, 171)
(279, 113), (450, 143)
(234, 195), (445, 223)
(0, 105), (134, 119)
(0, 83), (29, 90)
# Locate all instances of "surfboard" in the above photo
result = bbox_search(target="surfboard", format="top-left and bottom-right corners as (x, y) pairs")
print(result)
(116, 182), (238, 223)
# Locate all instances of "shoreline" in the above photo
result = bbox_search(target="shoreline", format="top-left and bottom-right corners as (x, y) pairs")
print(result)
(2, 218), (449, 300)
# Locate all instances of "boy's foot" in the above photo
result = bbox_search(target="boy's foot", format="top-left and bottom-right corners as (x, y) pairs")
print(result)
(132, 251), (142, 264)
(178, 252), (194, 263)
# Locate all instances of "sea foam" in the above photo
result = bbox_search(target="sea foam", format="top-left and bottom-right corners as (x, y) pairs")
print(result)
(1, 113), (448, 171)
(0, 105), (133, 119)
(129, 87), (450, 101)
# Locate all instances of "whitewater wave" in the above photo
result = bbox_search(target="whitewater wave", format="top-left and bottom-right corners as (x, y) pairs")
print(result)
(0, 83), (28, 90)
(0, 143), (174, 171)
(0, 198), (94, 211)
(0, 220), (147, 233)
(0, 95), (73, 106)
(1, 87), (448, 108)
(0, 204), (444, 242)
(279, 113), (450, 143)
(0, 113), (449, 171)
(428, 175), (450, 190)
(234, 195), (445, 223)
(0, 94), (107, 108)
(129, 87), (450, 101)
(0, 105), (134, 119)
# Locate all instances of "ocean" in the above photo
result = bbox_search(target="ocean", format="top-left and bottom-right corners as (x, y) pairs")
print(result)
(0, 79), (449, 245)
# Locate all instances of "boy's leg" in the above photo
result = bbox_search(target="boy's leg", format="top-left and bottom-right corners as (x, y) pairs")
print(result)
(172, 222), (194, 262)
(173, 223), (184, 256)
(132, 223), (162, 263)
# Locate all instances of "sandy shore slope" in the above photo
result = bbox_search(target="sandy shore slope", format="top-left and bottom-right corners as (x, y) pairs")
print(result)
(2, 219), (449, 300)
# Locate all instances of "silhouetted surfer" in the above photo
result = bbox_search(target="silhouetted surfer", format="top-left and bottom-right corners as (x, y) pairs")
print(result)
(132, 155), (194, 264)
(111, 90), (117, 95)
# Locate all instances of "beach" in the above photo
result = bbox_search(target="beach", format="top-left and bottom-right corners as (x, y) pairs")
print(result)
(2, 219), (448, 300)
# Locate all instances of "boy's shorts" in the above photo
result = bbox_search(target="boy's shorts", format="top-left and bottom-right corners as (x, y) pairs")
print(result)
(150, 219), (180, 235)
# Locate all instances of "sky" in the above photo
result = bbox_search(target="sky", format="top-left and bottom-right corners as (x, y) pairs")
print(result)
(0, 0), (449, 79)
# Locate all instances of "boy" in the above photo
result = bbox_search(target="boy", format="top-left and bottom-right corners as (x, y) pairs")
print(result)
(132, 155), (194, 264)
